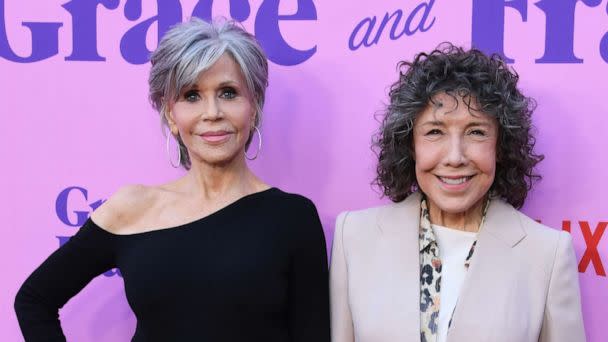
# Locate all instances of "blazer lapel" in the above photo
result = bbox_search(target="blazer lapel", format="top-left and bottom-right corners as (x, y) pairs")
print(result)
(376, 192), (423, 340)
(447, 200), (527, 341)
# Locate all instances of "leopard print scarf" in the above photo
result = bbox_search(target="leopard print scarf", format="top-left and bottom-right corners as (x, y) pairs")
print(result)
(418, 197), (489, 342)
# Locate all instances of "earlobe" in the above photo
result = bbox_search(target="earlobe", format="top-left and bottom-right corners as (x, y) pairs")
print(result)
(164, 110), (179, 137)
(170, 124), (179, 137)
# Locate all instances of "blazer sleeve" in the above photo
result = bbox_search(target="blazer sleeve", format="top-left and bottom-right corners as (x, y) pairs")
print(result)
(330, 211), (355, 342)
(539, 231), (586, 342)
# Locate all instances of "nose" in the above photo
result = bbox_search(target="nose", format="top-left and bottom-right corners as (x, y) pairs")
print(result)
(201, 97), (222, 120)
(444, 135), (468, 167)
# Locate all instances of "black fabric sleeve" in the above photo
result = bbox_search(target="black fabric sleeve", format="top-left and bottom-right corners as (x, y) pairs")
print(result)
(14, 219), (116, 341)
(287, 198), (331, 342)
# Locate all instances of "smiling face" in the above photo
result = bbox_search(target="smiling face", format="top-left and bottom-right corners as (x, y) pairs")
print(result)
(166, 53), (256, 167)
(413, 92), (498, 217)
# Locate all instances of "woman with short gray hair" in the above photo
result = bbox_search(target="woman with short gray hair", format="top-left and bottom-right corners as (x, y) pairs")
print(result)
(15, 18), (330, 341)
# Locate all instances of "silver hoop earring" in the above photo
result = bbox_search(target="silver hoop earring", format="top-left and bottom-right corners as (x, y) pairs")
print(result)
(166, 132), (181, 168)
(245, 126), (262, 161)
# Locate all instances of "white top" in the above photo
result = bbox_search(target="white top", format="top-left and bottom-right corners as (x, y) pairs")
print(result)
(432, 224), (478, 342)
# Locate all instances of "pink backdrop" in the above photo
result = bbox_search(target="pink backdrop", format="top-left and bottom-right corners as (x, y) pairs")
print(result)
(2, 0), (607, 340)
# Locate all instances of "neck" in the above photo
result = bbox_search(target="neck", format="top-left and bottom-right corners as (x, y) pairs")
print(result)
(180, 155), (266, 203)
(427, 198), (486, 232)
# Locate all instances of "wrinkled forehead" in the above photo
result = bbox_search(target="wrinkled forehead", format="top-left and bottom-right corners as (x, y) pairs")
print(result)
(179, 53), (247, 91)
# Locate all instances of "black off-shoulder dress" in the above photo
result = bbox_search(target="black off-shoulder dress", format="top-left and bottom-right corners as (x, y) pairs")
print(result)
(15, 188), (330, 342)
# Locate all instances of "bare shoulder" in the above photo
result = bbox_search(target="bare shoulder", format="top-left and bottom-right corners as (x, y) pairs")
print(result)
(91, 184), (160, 233)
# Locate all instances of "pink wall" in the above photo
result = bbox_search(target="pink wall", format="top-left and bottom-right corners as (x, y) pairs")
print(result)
(2, 0), (607, 340)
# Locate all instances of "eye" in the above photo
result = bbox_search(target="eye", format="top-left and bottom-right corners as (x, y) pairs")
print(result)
(469, 129), (487, 136)
(425, 129), (443, 136)
(183, 90), (200, 102)
(220, 87), (237, 99)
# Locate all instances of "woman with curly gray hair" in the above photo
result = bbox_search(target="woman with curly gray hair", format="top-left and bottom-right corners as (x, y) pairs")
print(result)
(330, 43), (584, 342)
(15, 18), (330, 341)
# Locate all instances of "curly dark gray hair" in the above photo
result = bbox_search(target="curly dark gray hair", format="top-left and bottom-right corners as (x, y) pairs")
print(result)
(373, 43), (544, 208)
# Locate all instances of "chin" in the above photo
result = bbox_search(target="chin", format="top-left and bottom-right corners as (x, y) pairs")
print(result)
(428, 195), (481, 214)
(205, 151), (242, 166)
(185, 148), (236, 166)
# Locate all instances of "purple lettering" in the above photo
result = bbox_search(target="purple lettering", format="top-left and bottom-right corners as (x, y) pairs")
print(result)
(349, 17), (377, 50)
(63, 0), (120, 61)
(602, 2), (608, 63)
(381, 11), (404, 42)
(56, 235), (71, 247)
(255, 0), (317, 66)
(55, 186), (90, 227)
(471, 0), (528, 63)
(535, 0), (602, 63)
(192, 0), (251, 22)
(2, 0), (318, 66)
(120, 0), (182, 64)
(348, 1), (436, 51)
(103, 268), (122, 277)
(0, 0), (62, 62)
(404, 0), (436, 35)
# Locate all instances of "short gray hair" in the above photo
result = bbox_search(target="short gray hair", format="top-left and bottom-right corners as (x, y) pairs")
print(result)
(148, 17), (269, 169)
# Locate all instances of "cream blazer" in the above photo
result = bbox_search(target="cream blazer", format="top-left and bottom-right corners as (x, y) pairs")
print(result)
(330, 192), (585, 342)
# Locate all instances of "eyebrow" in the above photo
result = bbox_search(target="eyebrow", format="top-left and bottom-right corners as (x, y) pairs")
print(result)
(465, 122), (493, 128)
(183, 80), (240, 91)
(218, 80), (239, 87)
(418, 120), (493, 128)
(418, 120), (444, 127)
